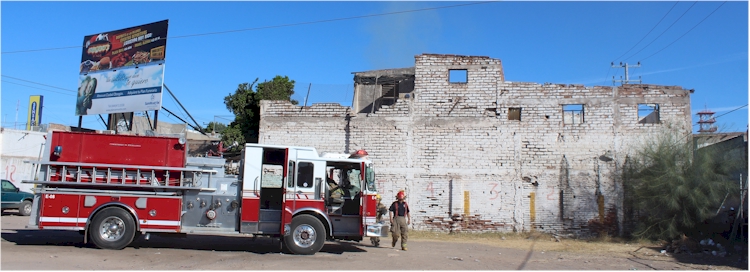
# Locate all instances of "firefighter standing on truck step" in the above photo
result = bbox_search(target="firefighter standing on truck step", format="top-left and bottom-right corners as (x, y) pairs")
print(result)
(389, 190), (410, 251)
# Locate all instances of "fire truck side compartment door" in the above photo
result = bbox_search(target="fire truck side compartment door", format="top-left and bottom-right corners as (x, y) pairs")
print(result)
(313, 161), (326, 199)
(280, 148), (296, 235)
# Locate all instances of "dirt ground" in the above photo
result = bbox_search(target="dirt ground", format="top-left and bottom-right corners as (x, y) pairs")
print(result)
(1, 213), (747, 270)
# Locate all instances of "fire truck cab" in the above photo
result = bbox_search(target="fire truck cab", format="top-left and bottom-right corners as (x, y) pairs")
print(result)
(24, 131), (388, 255)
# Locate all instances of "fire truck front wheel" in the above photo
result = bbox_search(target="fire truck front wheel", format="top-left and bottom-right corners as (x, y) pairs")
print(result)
(89, 207), (136, 250)
(285, 215), (326, 255)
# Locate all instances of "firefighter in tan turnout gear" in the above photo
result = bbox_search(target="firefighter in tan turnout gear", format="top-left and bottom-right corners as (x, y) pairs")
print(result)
(370, 194), (388, 246)
(389, 190), (410, 251)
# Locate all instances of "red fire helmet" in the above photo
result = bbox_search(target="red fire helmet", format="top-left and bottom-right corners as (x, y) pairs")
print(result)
(352, 149), (369, 157)
(396, 191), (405, 200)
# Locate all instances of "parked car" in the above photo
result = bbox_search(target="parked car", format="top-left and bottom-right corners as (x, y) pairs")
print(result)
(1, 179), (34, 216)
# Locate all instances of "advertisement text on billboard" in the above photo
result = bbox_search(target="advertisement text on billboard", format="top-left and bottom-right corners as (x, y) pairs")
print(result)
(75, 64), (165, 116)
(80, 20), (168, 74)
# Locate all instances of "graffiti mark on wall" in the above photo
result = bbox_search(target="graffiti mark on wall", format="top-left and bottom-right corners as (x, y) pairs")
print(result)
(426, 181), (435, 198)
(5, 164), (16, 182)
(489, 183), (500, 200)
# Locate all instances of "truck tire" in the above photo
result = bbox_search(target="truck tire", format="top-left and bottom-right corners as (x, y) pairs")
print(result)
(18, 200), (32, 216)
(284, 214), (326, 255)
(89, 207), (136, 250)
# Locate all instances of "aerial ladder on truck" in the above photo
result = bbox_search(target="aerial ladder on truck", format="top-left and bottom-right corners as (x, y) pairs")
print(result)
(23, 131), (388, 255)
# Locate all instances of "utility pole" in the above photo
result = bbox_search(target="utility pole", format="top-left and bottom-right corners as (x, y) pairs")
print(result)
(611, 62), (642, 85)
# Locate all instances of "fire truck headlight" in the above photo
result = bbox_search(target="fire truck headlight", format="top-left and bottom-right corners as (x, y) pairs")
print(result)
(62, 206), (69, 214)
(149, 210), (157, 217)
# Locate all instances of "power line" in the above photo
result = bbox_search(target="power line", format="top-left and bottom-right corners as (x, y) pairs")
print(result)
(689, 104), (748, 128)
(1, 1), (497, 55)
(1, 75), (77, 93)
(603, 2), (680, 85)
(624, 1), (698, 62)
(641, 1), (727, 61)
(611, 2), (679, 63)
(674, 104), (749, 149)
(712, 104), (747, 121)
(1, 80), (75, 96)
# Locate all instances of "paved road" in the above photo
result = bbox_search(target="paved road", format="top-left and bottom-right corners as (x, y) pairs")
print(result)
(1, 214), (743, 270)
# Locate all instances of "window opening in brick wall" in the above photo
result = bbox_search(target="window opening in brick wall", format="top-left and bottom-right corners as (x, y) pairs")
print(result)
(449, 69), (468, 83)
(508, 107), (522, 121)
(380, 84), (396, 106)
(562, 104), (584, 124)
(638, 104), (660, 124)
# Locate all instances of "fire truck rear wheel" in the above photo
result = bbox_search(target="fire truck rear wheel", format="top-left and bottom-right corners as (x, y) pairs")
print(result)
(89, 207), (136, 250)
(285, 215), (326, 255)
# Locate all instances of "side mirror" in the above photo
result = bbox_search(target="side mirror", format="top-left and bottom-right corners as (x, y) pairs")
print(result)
(15, 188), (19, 193)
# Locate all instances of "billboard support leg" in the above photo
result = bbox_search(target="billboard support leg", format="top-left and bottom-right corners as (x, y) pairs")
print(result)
(145, 111), (154, 131)
(78, 116), (82, 129)
(98, 115), (107, 129)
(164, 84), (204, 134)
(153, 110), (159, 131)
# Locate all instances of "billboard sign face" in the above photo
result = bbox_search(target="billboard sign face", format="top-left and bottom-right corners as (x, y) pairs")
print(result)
(77, 20), (168, 116)
(80, 20), (168, 74)
(76, 64), (165, 116)
(26, 95), (43, 130)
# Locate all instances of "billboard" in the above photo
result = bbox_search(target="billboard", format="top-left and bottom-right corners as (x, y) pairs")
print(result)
(80, 20), (168, 74)
(77, 20), (168, 116)
(26, 95), (43, 130)
(76, 65), (166, 116)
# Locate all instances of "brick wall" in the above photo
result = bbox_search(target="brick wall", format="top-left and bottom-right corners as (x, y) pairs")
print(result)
(259, 54), (692, 235)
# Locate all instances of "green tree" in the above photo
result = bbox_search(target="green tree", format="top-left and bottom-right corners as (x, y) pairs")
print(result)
(222, 76), (298, 151)
(624, 129), (738, 242)
(204, 121), (227, 133)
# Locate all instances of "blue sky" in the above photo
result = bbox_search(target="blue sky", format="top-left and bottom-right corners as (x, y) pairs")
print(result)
(2, 1), (748, 133)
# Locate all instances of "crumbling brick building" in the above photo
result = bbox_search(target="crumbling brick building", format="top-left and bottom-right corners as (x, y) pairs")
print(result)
(259, 54), (692, 235)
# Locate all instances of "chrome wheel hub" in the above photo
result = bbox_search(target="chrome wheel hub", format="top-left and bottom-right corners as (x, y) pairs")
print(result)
(99, 216), (125, 241)
(292, 224), (316, 248)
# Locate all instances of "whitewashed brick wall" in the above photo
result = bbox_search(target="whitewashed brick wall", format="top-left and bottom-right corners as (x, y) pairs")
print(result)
(259, 54), (692, 235)
(1, 129), (48, 193)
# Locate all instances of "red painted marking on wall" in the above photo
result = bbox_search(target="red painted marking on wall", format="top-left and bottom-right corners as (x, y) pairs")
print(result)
(5, 164), (16, 182)
(489, 183), (500, 200)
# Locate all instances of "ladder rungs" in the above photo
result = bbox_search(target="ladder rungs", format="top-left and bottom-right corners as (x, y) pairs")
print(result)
(39, 165), (212, 188)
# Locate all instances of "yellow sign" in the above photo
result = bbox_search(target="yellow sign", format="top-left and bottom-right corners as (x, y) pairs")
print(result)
(26, 95), (43, 130)
(463, 191), (470, 215)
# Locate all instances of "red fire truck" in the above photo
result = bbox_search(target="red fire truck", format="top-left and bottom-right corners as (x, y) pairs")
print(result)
(23, 131), (388, 255)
